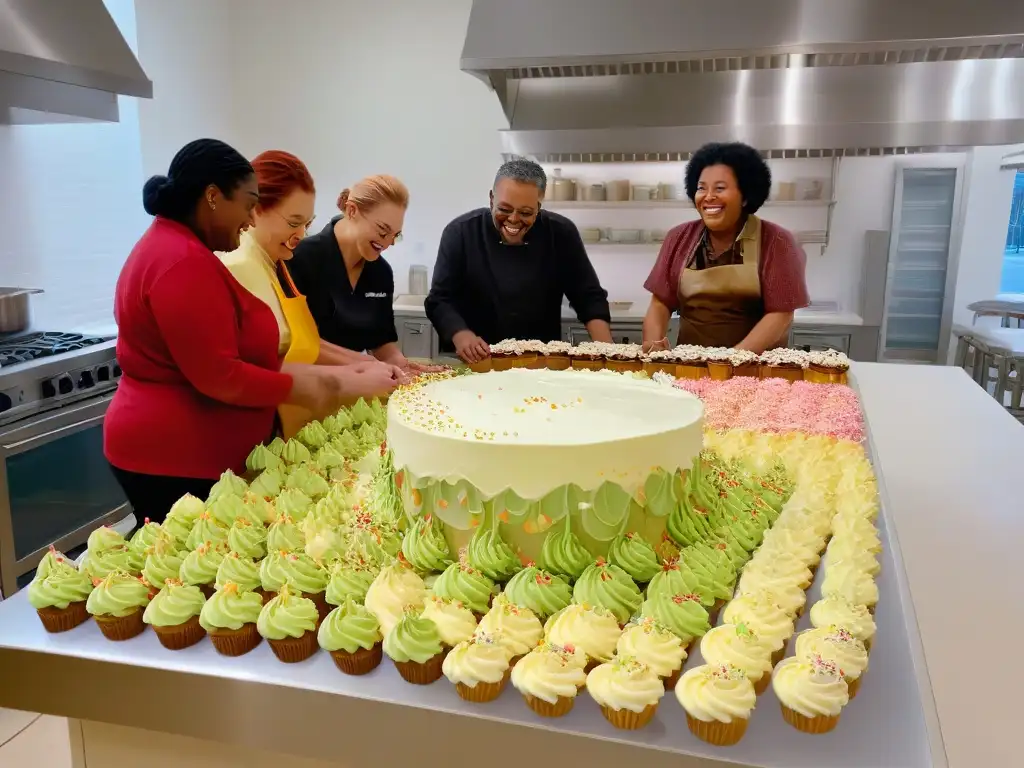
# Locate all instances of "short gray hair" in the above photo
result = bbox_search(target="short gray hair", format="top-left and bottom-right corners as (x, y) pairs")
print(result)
(494, 158), (547, 195)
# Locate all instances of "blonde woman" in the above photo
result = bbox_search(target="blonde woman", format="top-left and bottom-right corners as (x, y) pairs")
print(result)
(219, 152), (401, 437)
(288, 175), (435, 373)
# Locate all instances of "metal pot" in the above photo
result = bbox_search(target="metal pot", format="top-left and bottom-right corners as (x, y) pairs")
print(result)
(0, 288), (43, 333)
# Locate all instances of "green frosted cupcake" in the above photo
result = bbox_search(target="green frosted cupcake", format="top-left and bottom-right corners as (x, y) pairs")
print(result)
(267, 514), (306, 553)
(206, 470), (248, 504)
(607, 532), (660, 584)
(538, 520), (591, 582)
(128, 518), (163, 561)
(84, 546), (133, 580)
(646, 558), (715, 609)
(275, 488), (312, 521)
(199, 582), (264, 656)
(186, 511), (229, 552)
(142, 538), (186, 589)
(281, 438), (312, 465)
(143, 580), (207, 649)
(257, 585), (320, 662)
(248, 468), (283, 499)
(466, 524), (522, 582)
(640, 591), (710, 644)
(401, 515), (453, 573)
(431, 562), (494, 616)
(285, 467), (330, 500)
(215, 552), (263, 593)
(296, 421), (330, 450)
(383, 608), (445, 684)
(319, 596), (383, 674)
(87, 526), (127, 554)
(325, 562), (376, 606)
(246, 443), (282, 474)
(572, 559), (642, 625)
(209, 494), (261, 529)
(29, 559), (94, 633)
(86, 570), (153, 640)
(503, 566), (572, 620)
(180, 542), (227, 594)
(228, 517), (268, 560)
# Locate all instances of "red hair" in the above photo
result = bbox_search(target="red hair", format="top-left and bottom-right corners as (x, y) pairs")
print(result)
(251, 150), (315, 211)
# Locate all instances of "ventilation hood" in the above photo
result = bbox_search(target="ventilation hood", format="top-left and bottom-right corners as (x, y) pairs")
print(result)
(0, 0), (152, 124)
(462, 0), (1024, 159)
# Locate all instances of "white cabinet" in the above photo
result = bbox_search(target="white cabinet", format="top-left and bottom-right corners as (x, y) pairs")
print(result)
(879, 159), (965, 363)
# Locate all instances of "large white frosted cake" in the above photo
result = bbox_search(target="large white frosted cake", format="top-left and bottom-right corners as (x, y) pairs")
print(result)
(387, 369), (704, 554)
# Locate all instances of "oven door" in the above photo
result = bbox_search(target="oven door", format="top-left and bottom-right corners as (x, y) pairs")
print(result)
(0, 394), (132, 597)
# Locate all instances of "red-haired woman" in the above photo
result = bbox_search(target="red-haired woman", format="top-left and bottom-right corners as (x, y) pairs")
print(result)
(220, 151), (401, 437)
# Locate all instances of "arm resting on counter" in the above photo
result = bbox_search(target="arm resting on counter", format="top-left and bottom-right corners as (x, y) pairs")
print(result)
(317, 341), (374, 366)
(736, 311), (794, 354)
(424, 223), (471, 345)
(150, 260), (293, 408)
(642, 296), (673, 350)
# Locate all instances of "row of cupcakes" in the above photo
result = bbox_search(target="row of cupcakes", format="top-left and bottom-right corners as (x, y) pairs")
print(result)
(474, 339), (850, 384)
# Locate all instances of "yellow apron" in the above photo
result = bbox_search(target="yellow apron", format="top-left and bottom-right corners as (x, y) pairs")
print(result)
(272, 262), (321, 439)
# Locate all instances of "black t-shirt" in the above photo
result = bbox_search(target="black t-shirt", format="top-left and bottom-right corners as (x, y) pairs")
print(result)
(287, 216), (398, 352)
(424, 208), (610, 349)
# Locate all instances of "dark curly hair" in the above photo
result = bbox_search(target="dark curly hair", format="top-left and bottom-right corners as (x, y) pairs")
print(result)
(685, 142), (772, 214)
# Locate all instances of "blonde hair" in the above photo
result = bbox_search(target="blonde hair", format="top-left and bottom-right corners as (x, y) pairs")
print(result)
(337, 174), (409, 213)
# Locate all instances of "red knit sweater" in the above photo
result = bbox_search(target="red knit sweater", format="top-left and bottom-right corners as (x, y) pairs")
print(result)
(104, 217), (293, 479)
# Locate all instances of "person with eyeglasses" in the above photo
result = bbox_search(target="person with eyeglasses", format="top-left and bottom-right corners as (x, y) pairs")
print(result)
(426, 158), (613, 363)
(287, 174), (435, 374)
(218, 151), (402, 438)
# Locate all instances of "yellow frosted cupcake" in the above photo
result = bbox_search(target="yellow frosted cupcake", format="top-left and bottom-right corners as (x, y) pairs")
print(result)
(795, 626), (869, 698)
(676, 663), (756, 746)
(510, 642), (588, 717)
(700, 623), (774, 695)
(809, 596), (876, 648)
(543, 603), (622, 670)
(422, 594), (478, 649)
(365, 561), (427, 635)
(615, 617), (686, 689)
(586, 656), (664, 730)
(820, 566), (879, 613)
(476, 594), (543, 663)
(721, 590), (795, 665)
(442, 631), (513, 702)
(773, 654), (849, 734)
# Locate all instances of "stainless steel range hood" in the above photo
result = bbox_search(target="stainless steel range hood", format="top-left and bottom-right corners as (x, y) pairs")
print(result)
(0, 0), (152, 124)
(462, 0), (1024, 159)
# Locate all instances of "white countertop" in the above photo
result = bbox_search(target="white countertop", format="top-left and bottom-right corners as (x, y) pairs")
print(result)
(851, 363), (1024, 768)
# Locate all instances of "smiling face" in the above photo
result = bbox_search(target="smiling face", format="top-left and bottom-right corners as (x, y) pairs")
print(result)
(252, 188), (315, 262)
(490, 178), (542, 245)
(694, 164), (745, 234)
(205, 174), (259, 252)
(345, 200), (405, 262)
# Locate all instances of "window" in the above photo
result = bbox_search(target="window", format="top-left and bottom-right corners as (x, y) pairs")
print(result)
(1001, 170), (1024, 294)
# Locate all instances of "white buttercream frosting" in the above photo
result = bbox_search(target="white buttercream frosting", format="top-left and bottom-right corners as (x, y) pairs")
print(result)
(388, 368), (704, 500)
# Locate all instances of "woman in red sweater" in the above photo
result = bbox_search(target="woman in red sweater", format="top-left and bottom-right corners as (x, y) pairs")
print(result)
(104, 139), (398, 522)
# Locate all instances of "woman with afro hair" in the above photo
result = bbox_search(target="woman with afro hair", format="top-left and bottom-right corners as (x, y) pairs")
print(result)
(642, 141), (809, 353)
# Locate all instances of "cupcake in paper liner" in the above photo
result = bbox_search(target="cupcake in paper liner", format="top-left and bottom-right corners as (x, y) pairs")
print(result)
(586, 656), (664, 730)
(365, 560), (427, 636)
(442, 631), (513, 702)
(795, 626), (869, 698)
(86, 570), (153, 641)
(257, 584), (320, 663)
(318, 597), (383, 675)
(616, 617), (686, 689)
(383, 607), (446, 684)
(503, 566), (572, 621)
(143, 579), (207, 650)
(28, 551), (93, 633)
(199, 582), (264, 656)
(475, 594), (542, 662)
(543, 603), (621, 670)
(773, 654), (849, 734)
(422, 595), (478, 648)
(510, 642), (587, 717)
(809, 596), (876, 648)
(700, 623), (774, 695)
(676, 663), (756, 746)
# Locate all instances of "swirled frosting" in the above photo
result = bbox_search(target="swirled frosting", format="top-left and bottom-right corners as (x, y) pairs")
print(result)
(640, 592), (710, 643)
(180, 542), (227, 587)
(503, 566), (572, 619)
(772, 655), (849, 717)
(422, 594), (478, 647)
(572, 560), (642, 625)
(200, 582), (263, 630)
(676, 663), (756, 723)
(86, 571), (151, 617)
(383, 610), (444, 663)
(431, 562), (495, 615)
(442, 632), (512, 686)
(543, 604), (622, 663)
(143, 580), (205, 627)
(215, 552), (262, 592)
(466, 524), (522, 582)
(616, 617), (686, 677)
(538, 523), (592, 581)
(256, 586), (319, 640)
(365, 562), (427, 635)
(318, 597), (382, 653)
(510, 644), (587, 703)
(795, 626), (868, 680)
(809, 596), (877, 644)
(721, 591), (795, 651)
(401, 515), (453, 573)
(586, 656), (665, 712)
(699, 624), (773, 683)
(607, 533), (661, 583)
(28, 564), (93, 610)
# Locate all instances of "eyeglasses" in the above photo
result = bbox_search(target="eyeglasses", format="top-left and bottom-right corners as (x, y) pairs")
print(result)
(370, 218), (403, 244)
(273, 210), (315, 232)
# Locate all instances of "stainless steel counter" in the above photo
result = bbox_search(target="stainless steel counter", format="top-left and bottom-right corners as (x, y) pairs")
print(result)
(1, 363), (1015, 767)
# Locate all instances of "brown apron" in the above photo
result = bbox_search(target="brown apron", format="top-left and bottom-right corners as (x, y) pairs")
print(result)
(677, 215), (782, 348)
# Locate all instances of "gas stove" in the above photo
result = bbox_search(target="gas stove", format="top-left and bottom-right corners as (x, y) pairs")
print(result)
(0, 331), (119, 428)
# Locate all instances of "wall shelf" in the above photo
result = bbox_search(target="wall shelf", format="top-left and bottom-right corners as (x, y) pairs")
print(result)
(544, 199), (835, 211)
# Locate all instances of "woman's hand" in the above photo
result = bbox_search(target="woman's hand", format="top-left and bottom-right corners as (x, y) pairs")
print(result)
(642, 338), (670, 353)
(452, 330), (490, 363)
(333, 363), (401, 400)
(402, 360), (446, 375)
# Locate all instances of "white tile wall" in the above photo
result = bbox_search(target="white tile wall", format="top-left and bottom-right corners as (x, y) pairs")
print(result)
(0, 0), (148, 333)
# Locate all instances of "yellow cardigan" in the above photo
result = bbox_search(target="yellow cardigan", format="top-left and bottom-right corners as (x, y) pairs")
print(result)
(218, 232), (290, 355)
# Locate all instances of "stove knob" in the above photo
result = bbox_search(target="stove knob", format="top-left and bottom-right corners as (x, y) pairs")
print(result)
(97, 367), (110, 382)
(0, 393), (10, 413)
(58, 376), (74, 395)
(41, 380), (56, 398)
(78, 371), (94, 389)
